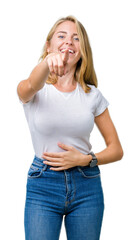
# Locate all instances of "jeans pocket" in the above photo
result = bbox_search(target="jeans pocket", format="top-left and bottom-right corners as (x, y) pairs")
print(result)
(77, 165), (100, 178)
(27, 161), (47, 179)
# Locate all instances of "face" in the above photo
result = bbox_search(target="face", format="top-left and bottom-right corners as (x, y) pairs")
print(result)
(47, 21), (81, 67)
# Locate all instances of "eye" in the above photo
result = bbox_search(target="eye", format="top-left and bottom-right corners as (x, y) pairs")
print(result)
(74, 37), (79, 41)
(58, 35), (65, 39)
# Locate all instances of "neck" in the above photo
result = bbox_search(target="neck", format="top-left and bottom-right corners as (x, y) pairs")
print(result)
(57, 66), (77, 87)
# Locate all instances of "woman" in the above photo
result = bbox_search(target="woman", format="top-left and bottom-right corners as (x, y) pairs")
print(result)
(17, 15), (123, 240)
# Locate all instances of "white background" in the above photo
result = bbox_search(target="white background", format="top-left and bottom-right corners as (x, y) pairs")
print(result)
(0, 0), (139, 239)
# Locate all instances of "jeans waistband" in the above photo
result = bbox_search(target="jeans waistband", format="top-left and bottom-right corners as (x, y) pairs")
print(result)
(34, 155), (44, 162)
(33, 155), (78, 172)
(33, 155), (100, 173)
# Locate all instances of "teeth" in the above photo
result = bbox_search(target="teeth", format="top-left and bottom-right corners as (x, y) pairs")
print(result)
(69, 49), (74, 53)
(60, 49), (66, 53)
(60, 49), (74, 53)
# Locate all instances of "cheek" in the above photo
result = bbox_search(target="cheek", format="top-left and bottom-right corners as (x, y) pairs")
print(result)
(76, 52), (81, 61)
(76, 46), (81, 56)
(48, 38), (60, 52)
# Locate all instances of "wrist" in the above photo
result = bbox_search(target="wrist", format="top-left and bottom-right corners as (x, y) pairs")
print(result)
(87, 152), (98, 167)
(94, 153), (99, 165)
(81, 154), (92, 166)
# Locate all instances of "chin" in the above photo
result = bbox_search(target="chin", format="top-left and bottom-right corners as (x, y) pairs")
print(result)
(68, 58), (79, 66)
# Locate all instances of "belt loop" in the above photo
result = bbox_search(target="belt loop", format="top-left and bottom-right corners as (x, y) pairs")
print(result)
(43, 164), (48, 171)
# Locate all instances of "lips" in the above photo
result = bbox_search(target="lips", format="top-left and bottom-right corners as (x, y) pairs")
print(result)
(60, 48), (75, 54)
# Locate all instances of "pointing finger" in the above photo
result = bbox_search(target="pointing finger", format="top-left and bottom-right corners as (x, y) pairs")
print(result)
(62, 49), (69, 65)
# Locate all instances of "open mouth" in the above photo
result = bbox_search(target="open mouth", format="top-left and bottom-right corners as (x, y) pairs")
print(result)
(60, 48), (75, 54)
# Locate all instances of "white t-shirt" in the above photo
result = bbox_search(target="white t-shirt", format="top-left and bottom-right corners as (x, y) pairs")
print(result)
(19, 82), (109, 159)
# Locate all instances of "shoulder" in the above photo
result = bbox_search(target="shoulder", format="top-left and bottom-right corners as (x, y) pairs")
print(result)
(86, 84), (102, 98)
(20, 84), (47, 108)
(88, 85), (109, 116)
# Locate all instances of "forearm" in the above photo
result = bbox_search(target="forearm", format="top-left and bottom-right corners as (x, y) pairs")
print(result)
(95, 143), (123, 165)
(82, 143), (123, 166)
(29, 58), (50, 91)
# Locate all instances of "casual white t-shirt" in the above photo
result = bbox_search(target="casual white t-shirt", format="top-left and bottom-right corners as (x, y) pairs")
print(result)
(18, 82), (109, 159)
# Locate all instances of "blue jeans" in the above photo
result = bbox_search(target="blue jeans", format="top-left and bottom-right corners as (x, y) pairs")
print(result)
(24, 155), (104, 240)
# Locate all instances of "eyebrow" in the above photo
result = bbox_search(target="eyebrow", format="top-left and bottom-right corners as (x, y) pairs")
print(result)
(56, 31), (78, 36)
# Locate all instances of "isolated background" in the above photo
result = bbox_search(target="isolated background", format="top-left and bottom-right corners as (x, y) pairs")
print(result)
(0, 0), (139, 239)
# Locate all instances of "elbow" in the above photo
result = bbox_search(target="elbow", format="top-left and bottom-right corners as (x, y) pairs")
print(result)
(109, 142), (124, 162)
(118, 146), (124, 161)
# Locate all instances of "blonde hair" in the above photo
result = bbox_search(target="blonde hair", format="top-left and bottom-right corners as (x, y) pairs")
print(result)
(38, 15), (98, 93)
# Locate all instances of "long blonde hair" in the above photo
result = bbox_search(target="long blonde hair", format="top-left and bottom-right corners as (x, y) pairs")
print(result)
(38, 15), (98, 93)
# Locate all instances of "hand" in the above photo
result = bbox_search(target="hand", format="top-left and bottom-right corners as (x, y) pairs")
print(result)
(45, 47), (69, 77)
(41, 142), (88, 171)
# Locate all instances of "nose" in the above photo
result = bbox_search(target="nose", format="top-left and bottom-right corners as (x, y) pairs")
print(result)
(65, 37), (73, 45)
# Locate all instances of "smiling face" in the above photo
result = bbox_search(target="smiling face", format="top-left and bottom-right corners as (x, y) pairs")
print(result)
(46, 20), (81, 68)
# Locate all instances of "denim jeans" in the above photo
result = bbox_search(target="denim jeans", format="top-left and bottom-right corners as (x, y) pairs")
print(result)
(24, 155), (104, 240)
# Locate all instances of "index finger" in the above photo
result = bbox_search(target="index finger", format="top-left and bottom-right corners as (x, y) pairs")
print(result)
(62, 49), (69, 65)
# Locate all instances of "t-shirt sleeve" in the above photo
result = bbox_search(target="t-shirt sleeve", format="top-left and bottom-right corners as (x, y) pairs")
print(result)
(18, 95), (35, 107)
(94, 88), (109, 117)
(17, 94), (36, 123)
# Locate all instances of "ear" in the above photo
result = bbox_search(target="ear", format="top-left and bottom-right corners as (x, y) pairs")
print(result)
(45, 41), (50, 53)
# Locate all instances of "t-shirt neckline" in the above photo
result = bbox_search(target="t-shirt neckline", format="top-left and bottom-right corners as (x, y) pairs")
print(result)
(51, 82), (78, 94)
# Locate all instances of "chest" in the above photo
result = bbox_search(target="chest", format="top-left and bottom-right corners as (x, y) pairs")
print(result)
(32, 95), (95, 137)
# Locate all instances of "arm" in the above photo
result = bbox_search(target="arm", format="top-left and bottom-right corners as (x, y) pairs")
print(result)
(93, 108), (124, 165)
(42, 108), (124, 170)
(17, 59), (50, 103)
(17, 49), (69, 104)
